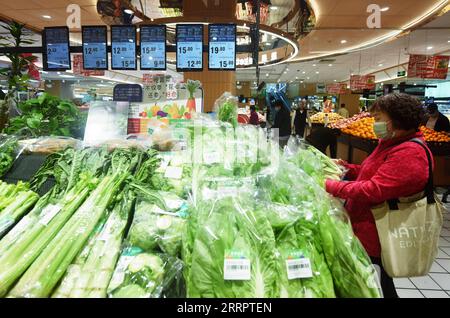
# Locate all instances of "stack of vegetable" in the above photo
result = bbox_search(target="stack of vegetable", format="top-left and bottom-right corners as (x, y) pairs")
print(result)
(0, 110), (383, 299)
(4, 93), (86, 139)
(0, 135), (19, 177)
(0, 181), (38, 239)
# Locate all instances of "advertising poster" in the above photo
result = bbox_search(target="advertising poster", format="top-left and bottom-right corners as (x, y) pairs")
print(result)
(408, 54), (450, 79)
(350, 75), (376, 91)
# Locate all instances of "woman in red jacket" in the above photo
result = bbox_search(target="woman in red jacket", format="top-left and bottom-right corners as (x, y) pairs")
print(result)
(325, 93), (431, 298)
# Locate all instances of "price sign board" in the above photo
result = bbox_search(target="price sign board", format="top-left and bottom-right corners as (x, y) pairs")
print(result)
(111, 25), (137, 70)
(82, 26), (108, 70)
(208, 24), (236, 70)
(176, 24), (204, 72)
(42, 27), (71, 71)
(140, 25), (167, 70)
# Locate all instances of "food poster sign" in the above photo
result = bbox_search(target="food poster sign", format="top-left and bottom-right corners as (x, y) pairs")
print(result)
(327, 83), (349, 95)
(350, 75), (376, 92)
(408, 55), (450, 79)
(128, 76), (203, 135)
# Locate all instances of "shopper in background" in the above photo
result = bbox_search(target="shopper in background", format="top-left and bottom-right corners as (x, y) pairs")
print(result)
(294, 101), (308, 138)
(249, 106), (260, 126)
(325, 93), (431, 299)
(338, 103), (350, 118)
(427, 103), (450, 133)
(272, 101), (291, 148)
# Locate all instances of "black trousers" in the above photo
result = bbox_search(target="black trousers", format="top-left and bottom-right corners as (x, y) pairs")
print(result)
(370, 257), (399, 298)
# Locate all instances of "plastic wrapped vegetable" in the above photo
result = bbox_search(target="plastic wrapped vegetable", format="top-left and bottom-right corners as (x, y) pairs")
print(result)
(214, 92), (238, 128)
(187, 194), (279, 298)
(107, 247), (183, 298)
(317, 200), (382, 298)
(128, 194), (187, 257)
(0, 135), (21, 177)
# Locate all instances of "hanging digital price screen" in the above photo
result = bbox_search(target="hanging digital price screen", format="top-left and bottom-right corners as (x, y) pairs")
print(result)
(176, 24), (204, 72)
(42, 27), (71, 71)
(111, 26), (137, 70)
(82, 26), (108, 70)
(208, 24), (236, 71)
(140, 25), (167, 70)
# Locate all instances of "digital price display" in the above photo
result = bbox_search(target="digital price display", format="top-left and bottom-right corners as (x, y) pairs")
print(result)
(111, 26), (137, 70)
(176, 24), (204, 72)
(140, 25), (167, 70)
(82, 26), (108, 70)
(43, 27), (71, 71)
(208, 24), (236, 70)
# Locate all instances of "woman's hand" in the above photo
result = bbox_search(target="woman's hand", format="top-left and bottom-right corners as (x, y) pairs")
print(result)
(332, 159), (347, 167)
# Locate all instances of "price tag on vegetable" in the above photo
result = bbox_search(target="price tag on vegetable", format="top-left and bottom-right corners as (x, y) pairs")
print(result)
(39, 204), (63, 226)
(224, 251), (251, 281)
(164, 166), (183, 179)
(203, 151), (221, 165)
(286, 251), (313, 280)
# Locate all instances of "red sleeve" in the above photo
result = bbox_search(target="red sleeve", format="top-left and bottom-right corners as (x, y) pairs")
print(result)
(326, 145), (429, 205)
(343, 163), (361, 181)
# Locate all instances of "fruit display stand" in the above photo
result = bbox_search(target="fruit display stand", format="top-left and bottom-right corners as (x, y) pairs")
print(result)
(336, 134), (450, 187)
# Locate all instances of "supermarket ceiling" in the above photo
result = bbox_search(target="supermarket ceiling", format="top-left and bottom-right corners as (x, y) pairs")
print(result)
(0, 0), (449, 84)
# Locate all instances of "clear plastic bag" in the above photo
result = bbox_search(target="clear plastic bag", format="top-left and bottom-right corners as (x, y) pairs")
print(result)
(0, 135), (24, 177)
(128, 193), (188, 257)
(213, 92), (238, 127)
(19, 136), (81, 155)
(107, 246), (183, 298)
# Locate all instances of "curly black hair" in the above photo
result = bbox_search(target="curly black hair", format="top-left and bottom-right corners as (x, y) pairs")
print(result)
(370, 93), (426, 131)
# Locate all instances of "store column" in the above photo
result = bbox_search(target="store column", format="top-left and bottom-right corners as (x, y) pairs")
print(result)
(183, 0), (237, 113)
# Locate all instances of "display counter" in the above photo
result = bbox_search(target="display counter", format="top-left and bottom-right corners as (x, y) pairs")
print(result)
(337, 134), (450, 187)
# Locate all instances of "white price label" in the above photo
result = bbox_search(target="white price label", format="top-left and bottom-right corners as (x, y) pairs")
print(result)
(203, 151), (221, 165)
(286, 258), (313, 280)
(39, 204), (63, 226)
(164, 166), (183, 179)
(224, 259), (251, 281)
(218, 187), (238, 198)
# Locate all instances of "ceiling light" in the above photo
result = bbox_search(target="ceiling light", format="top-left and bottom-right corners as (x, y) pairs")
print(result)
(315, 71), (319, 74)
(42, 15), (52, 19)
(328, 64), (333, 67)
(427, 46), (433, 50)
(266, 73), (269, 77)
(312, 64), (316, 67)
(334, 80), (337, 82)
(381, 7), (390, 12)
(340, 40), (347, 44)
(286, 68), (289, 71)
(295, 76), (299, 80)
(448, 40), (450, 43)
(378, 64), (383, 67)
(271, 6), (278, 10)
(414, 83), (417, 86)
(300, 81), (304, 83)
(307, 77), (310, 80)
(302, 71), (306, 74)
(124, 9), (134, 14)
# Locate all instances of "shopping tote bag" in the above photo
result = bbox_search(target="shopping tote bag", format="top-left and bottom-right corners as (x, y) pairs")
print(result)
(371, 139), (444, 278)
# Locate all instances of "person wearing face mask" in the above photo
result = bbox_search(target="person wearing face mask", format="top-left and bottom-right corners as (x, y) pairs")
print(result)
(426, 103), (450, 133)
(325, 93), (432, 299)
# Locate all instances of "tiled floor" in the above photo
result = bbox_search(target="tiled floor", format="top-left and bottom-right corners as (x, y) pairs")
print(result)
(395, 193), (450, 298)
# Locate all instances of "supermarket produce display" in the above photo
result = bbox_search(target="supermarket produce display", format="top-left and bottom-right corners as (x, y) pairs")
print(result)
(0, 109), (382, 298)
(310, 112), (344, 125)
